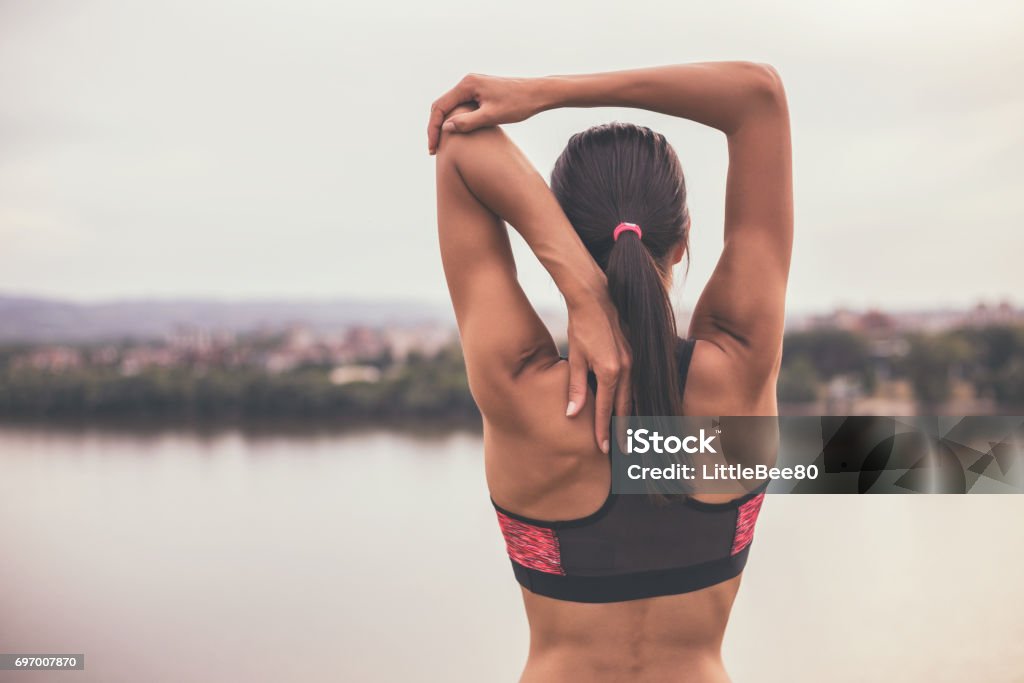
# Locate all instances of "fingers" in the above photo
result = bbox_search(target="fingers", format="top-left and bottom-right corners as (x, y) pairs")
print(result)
(427, 86), (466, 154)
(566, 351), (588, 417)
(441, 109), (489, 135)
(428, 78), (477, 154)
(593, 372), (617, 455)
(613, 358), (633, 453)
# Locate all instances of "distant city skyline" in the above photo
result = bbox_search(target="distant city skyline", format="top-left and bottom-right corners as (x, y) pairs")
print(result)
(1, 1), (1022, 312)
(6, 294), (1022, 416)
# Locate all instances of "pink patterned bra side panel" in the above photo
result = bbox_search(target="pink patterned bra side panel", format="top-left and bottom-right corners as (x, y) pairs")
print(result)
(731, 493), (765, 556)
(495, 510), (565, 575)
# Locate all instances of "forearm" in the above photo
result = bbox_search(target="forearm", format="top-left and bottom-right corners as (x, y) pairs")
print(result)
(444, 124), (609, 309)
(535, 62), (784, 136)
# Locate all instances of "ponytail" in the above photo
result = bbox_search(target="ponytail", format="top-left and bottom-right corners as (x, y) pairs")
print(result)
(605, 231), (680, 416)
(551, 121), (690, 418)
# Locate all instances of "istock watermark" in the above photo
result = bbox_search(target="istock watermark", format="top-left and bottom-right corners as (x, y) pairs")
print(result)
(624, 428), (719, 455)
(610, 416), (1024, 495)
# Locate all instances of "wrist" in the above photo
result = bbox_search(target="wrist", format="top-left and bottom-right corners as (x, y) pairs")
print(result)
(562, 268), (611, 311)
(532, 76), (572, 114)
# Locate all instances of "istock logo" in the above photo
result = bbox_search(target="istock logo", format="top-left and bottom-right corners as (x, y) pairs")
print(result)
(625, 428), (718, 455)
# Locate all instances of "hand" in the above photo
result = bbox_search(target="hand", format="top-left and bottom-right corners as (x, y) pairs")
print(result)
(428, 74), (546, 155)
(566, 297), (633, 454)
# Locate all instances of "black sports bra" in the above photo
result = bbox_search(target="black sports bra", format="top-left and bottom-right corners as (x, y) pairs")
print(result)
(491, 338), (768, 603)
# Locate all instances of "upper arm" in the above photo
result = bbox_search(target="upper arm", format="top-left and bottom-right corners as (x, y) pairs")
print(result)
(434, 121), (560, 424)
(688, 65), (793, 385)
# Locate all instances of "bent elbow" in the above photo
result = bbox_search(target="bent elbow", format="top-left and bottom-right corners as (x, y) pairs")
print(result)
(435, 103), (503, 161)
(722, 62), (787, 136)
(750, 62), (786, 107)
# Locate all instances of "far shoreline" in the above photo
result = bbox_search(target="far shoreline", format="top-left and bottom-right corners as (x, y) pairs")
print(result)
(0, 414), (484, 439)
(4, 405), (1023, 441)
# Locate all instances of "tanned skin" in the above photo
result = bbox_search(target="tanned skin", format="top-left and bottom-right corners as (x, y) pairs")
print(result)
(430, 62), (792, 683)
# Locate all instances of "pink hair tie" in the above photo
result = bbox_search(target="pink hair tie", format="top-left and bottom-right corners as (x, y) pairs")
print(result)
(613, 222), (642, 241)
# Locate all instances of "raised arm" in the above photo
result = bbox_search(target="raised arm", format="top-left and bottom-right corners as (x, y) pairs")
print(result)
(557, 63), (791, 380)
(430, 63), (792, 405)
(434, 109), (632, 452)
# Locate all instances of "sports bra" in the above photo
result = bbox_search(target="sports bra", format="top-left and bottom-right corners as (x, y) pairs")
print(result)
(491, 338), (768, 603)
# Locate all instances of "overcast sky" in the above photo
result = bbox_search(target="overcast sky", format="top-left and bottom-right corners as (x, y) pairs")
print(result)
(1, 0), (1022, 314)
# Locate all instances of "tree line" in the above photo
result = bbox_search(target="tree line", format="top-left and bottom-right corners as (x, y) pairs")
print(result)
(778, 324), (1024, 407)
(1, 324), (1022, 421)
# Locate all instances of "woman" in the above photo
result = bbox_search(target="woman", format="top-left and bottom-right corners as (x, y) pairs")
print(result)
(428, 62), (792, 682)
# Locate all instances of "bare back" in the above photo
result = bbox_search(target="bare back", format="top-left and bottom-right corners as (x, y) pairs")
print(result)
(484, 342), (776, 682)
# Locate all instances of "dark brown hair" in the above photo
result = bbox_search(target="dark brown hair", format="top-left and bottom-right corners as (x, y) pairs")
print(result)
(551, 122), (690, 416)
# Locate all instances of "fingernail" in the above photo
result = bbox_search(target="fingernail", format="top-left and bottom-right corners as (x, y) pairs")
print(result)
(601, 440), (609, 454)
(566, 401), (577, 416)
